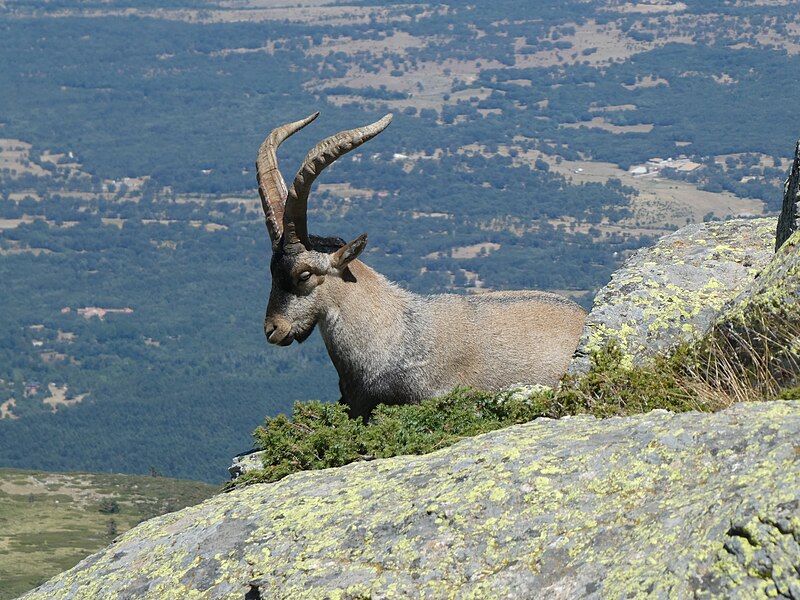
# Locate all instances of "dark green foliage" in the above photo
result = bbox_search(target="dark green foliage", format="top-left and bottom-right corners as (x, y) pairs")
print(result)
(227, 388), (552, 489)
(98, 498), (120, 514)
(105, 519), (118, 539)
(254, 401), (365, 484)
(777, 386), (800, 400)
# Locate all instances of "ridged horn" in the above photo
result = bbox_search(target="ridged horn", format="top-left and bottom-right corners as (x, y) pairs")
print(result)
(256, 112), (319, 245)
(283, 113), (393, 248)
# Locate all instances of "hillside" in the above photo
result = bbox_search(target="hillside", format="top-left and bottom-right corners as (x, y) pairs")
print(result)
(2, 0), (800, 482)
(0, 468), (217, 599)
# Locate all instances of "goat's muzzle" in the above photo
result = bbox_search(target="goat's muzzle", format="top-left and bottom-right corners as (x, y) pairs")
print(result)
(264, 317), (294, 346)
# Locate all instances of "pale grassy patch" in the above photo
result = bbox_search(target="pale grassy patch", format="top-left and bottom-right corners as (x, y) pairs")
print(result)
(0, 398), (18, 421)
(41, 384), (86, 413)
(561, 116), (654, 134)
(452, 242), (500, 259)
(589, 103), (638, 112)
(101, 218), (125, 228)
(0, 139), (48, 177)
(605, 2), (688, 14)
(623, 75), (670, 89)
(0, 217), (34, 229)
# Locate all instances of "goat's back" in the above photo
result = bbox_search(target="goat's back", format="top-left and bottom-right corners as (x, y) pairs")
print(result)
(426, 290), (586, 391)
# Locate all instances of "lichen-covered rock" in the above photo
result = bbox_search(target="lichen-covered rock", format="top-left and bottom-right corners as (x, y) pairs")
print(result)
(776, 140), (800, 251)
(228, 448), (265, 480)
(702, 229), (800, 391)
(569, 218), (775, 375)
(22, 400), (800, 599)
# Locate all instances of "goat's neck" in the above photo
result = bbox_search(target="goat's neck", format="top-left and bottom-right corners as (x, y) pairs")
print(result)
(318, 260), (418, 378)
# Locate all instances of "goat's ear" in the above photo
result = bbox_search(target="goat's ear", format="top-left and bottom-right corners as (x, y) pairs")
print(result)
(331, 234), (367, 270)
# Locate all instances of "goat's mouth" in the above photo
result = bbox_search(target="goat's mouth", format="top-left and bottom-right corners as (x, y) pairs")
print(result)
(265, 321), (315, 346)
(265, 323), (293, 346)
(294, 323), (316, 343)
(266, 330), (294, 346)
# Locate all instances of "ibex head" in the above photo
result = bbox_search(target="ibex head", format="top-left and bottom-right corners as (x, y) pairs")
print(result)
(257, 112), (392, 346)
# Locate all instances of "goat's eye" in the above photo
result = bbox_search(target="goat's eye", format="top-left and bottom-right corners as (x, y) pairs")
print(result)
(299, 271), (312, 282)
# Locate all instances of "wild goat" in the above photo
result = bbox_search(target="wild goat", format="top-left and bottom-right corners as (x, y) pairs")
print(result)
(257, 112), (587, 420)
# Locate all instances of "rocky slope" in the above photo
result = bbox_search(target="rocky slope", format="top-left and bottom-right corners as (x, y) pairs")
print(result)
(21, 400), (800, 599)
(569, 217), (776, 374)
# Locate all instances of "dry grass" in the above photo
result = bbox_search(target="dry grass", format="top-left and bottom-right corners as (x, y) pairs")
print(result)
(0, 399), (18, 421)
(560, 116), (654, 134)
(0, 139), (48, 177)
(607, 2), (689, 14)
(41, 384), (86, 413)
(692, 307), (800, 401)
(622, 75), (671, 90)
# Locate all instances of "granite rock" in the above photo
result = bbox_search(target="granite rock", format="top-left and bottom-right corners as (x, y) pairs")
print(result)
(228, 449), (265, 481)
(569, 218), (775, 375)
(22, 400), (800, 600)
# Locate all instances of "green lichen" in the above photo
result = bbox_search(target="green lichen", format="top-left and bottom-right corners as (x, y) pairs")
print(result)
(21, 402), (800, 599)
(577, 218), (777, 371)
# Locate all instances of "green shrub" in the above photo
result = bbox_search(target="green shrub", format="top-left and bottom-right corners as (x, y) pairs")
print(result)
(228, 338), (798, 491)
(552, 343), (707, 418)
(225, 387), (552, 490)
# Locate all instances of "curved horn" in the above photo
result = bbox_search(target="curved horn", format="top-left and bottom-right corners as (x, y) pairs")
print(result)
(283, 113), (393, 248)
(256, 112), (319, 245)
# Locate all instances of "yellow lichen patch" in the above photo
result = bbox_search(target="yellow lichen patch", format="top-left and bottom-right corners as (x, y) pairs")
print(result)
(574, 219), (776, 374)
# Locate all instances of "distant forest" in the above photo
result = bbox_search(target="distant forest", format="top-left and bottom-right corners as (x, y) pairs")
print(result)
(0, 0), (798, 481)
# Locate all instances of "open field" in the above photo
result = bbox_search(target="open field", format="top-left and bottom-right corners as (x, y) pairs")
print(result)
(0, 468), (217, 599)
(498, 147), (765, 231)
(561, 117), (655, 134)
(0, 140), (48, 178)
(0, 127), (767, 249)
